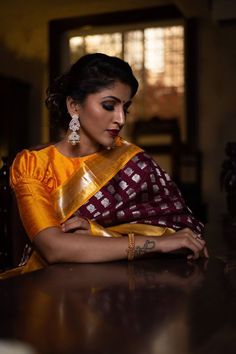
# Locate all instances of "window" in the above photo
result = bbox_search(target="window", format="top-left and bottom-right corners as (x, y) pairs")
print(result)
(49, 6), (197, 148)
(68, 24), (185, 140)
(49, 7), (203, 215)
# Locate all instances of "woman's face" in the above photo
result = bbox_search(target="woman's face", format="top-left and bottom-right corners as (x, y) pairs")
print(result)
(67, 81), (132, 150)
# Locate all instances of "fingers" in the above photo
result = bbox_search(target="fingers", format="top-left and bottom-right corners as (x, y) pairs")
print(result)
(160, 228), (207, 260)
(203, 246), (210, 258)
(190, 235), (209, 259)
(178, 228), (207, 260)
(61, 216), (90, 233)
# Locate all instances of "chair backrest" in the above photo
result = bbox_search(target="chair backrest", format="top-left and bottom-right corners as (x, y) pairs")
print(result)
(0, 156), (28, 268)
(132, 117), (181, 181)
(131, 118), (207, 221)
(0, 156), (12, 267)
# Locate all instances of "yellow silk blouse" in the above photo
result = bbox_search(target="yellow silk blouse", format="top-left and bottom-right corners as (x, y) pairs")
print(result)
(10, 145), (95, 240)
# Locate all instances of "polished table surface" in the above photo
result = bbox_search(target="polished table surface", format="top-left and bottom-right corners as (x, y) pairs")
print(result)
(0, 256), (236, 354)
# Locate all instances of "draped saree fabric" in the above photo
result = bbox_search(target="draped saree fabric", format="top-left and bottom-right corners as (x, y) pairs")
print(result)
(1, 137), (204, 278)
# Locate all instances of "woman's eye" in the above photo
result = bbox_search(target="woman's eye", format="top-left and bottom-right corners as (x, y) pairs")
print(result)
(102, 103), (114, 111)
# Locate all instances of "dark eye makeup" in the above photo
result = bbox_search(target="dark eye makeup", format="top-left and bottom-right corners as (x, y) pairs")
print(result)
(101, 100), (132, 115)
(102, 103), (114, 111)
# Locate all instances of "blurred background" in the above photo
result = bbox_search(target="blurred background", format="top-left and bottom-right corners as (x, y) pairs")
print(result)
(0, 0), (236, 263)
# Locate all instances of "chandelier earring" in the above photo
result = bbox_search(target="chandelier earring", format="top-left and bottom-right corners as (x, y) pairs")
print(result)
(68, 113), (80, 145)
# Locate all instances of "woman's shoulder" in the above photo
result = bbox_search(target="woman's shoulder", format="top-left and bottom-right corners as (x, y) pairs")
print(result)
(10, 144), (57, 185)
(13, 144), (56, 166)
(130, 149), (159, 169)
(127, 148), (173, 186)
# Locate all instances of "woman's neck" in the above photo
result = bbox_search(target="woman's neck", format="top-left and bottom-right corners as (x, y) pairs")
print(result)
(55, 136), (101, 158)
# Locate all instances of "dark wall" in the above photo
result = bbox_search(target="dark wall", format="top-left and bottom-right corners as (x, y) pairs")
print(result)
(0, 76), (31, 161)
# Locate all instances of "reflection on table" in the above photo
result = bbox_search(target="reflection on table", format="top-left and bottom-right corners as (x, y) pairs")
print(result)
(0, 257), (235, 354)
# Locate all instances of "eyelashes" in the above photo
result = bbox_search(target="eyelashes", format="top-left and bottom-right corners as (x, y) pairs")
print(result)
(102, 103), (114, 111)
(102, 103), (130, 115)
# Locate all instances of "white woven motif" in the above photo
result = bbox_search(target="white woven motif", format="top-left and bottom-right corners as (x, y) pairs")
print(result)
(124, 167), (134, 176)
(132, 210), (141, 218)
(102, 211), (110, 217)
(148, 209), (156, 216)
(119, 181), (128, 190)
(150, 174), (156, 183)
(129, 192), (136, 200)
(174, 201), (182, 209)
(115, 201), (123, 209)
(158, 219), (167, 225)
(152, 185), (159, 192)
(107, 185), (115, 194)
(101, 198), (110, 208)
(154, 195), (162, 202)
(114, 193), (122, 201)
(164, 188), (170, 195)
(155, 168), (161, 176)
(126, 188), (134, 195)
(160, 203), (168, 210)
(137, 161), (147, 170)
(160, 178), (166, 186)
(132, 174), (141, 183)
(165, 173), (171, 181)
(117, 210), (125, 219)
(87, 204), (96, 213)
(141, 182), (148, 191)
(132, 156), (139, 163)
(95, 191), (103, 200)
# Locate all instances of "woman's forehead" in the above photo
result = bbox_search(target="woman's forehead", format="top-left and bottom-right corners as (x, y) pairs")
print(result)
(92, 82), (132, 101)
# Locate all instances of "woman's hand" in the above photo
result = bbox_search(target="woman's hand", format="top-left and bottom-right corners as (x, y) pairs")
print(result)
(61, 216), (90, 235)
(158, 228), (209, 260)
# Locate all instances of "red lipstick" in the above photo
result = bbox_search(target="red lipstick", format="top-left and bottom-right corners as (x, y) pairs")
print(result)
(107, 129), (119, 138)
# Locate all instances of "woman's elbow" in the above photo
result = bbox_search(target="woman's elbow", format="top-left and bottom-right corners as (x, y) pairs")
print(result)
(33, 229), (64, 265)
(34, 241), (60, 264)
(43, 249), (60, 264)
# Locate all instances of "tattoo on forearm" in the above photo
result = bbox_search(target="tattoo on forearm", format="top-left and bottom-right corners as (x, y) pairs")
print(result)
(134, 240), (155, 258)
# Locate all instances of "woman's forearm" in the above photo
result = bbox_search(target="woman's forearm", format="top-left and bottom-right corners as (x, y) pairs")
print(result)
(33, 228), (157, 263)
(33, 227), (207, 264)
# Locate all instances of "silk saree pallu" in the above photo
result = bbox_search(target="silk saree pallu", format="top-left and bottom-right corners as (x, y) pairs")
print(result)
(0, 139), (204, 278)
(53, 138), (203, 237)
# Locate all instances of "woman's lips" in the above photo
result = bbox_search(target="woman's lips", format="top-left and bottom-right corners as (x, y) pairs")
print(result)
(106, 129), (119, 138)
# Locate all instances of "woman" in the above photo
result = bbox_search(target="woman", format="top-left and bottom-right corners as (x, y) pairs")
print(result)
(5, 53), (208, 276)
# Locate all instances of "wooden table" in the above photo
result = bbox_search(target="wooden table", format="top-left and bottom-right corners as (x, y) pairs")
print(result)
(0, 256), (235, 354)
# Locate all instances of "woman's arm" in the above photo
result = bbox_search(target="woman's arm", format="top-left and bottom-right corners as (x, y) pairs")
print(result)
(33, 224), (208, 264)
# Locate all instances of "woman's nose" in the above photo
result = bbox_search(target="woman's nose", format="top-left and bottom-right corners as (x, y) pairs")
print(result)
(115, 107), (125, 127)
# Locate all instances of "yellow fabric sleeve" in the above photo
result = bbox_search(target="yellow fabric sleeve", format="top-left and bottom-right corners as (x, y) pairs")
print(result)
(10, 149), (61, 240)
(12, 178), (61, 240)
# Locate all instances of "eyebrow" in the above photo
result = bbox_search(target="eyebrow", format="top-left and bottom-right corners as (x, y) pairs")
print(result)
(102, 95), (132, 105)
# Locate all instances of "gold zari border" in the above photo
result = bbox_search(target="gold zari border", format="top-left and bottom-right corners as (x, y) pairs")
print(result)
(52, 139), (142, 222)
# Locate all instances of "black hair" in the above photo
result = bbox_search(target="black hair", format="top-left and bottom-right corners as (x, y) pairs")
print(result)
(45, 53), (139, 129)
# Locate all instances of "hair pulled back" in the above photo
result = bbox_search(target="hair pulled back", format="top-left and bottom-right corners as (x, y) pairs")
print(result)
(46, 53), (138, 129)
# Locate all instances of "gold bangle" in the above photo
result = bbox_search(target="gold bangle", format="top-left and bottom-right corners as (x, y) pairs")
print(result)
(127, 233), (135, 261)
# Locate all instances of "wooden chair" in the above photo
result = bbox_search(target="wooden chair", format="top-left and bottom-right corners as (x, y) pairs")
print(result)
(0, 156), (29, 269)
(131, 117), (207, 222)
(132, 117), (181, 181)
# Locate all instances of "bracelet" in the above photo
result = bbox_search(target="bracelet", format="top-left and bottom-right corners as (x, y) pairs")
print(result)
(127, 233), (135, 261)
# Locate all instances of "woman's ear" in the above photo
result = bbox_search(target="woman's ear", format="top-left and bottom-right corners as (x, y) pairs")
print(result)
(66, 96), (80, 116)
